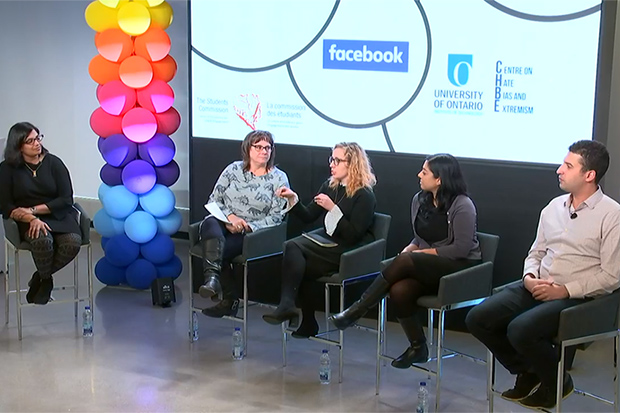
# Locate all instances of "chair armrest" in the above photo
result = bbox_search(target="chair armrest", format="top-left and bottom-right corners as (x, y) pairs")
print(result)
(242, 221), (287, 261)
(380, 257), (394, 272)
(437, 261), (494, 306)
(492, 280), (522, 295)
(3, 218), (21, 248)
(73, 203), (91, 244)
(330, 239), (385, 283)
(558, 291), (620, 342)
(188, 222), (201, 248)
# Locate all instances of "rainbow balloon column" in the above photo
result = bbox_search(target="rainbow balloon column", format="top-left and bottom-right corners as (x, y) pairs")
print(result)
(85, 0), (183, 290)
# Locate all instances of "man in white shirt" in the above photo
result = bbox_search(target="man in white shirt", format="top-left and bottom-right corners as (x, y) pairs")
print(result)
(466, 140), (620, 409)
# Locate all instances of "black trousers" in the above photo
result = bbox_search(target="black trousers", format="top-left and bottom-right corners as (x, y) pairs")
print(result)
(199, 216), (244, 262)
(466, 283), (587, 388)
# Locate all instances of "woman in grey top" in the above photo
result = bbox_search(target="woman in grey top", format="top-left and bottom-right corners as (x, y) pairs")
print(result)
(330, 153), (481, 367)
(199, 130), (289, 318)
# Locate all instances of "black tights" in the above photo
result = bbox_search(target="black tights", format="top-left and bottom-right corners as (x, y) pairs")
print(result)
(25, 232), (82, 279)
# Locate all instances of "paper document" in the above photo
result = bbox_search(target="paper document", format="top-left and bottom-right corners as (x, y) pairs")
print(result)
(204, 202), (231, 223)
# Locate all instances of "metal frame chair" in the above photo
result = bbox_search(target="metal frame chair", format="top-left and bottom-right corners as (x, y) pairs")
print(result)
(3, 203), (94, 340)
(188, 220), (287, 355)
(376, 232), (499, 412)
(282, 212), (392, 383)
(487, 281), (620, 413)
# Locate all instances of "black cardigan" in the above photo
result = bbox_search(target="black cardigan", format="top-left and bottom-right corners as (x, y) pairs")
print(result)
(290, 179), (376, 248)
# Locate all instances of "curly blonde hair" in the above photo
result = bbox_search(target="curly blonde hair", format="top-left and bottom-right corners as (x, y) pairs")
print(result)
(329, 142), (376, 197)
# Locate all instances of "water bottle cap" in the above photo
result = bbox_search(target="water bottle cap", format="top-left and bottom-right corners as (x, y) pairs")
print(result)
(85, 306), (90, 310)
(420, 381), (426, 386)
(234, 327), (240, 331)
(322, 349), (328, 353)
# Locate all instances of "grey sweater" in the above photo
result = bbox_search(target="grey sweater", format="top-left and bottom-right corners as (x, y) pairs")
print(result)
(410, 192), (481, 260)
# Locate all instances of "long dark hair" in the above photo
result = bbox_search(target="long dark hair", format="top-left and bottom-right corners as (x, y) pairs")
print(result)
(3, 122), (48, 167)
(419, 153), (468, 212)
(240, 130), (275, 172)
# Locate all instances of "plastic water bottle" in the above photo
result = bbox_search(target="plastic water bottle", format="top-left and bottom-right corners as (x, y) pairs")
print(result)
(416, 381), (429, 413)
(319, 349), (331, 384)
(82, 306), (93, 338)
(190, 312), (199, 342)
(232, 327), (244, 360)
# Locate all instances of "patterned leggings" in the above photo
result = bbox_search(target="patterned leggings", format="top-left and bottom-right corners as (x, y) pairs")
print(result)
(24, 232), (82, 279)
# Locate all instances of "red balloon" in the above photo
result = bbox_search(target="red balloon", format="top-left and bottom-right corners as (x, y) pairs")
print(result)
(155, 107), (181, 135)
(90, 108), (123, 138)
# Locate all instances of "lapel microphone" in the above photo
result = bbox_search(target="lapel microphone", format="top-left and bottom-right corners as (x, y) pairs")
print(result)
(570, 212), (578, 220)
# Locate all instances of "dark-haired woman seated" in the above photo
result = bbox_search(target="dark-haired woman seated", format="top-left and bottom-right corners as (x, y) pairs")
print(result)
(329, 153), (481, 367)
(0, 122), (82, 305)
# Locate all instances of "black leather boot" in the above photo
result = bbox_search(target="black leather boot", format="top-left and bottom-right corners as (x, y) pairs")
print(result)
(391, 315), (429, 368)
(291, 288), (319, 338)
(26, 271), (41, 304)
(329, 274), (390, 330)
(262, 269), (304, 325)
(198, 237), (225, 300)
(202, 265), (239, 318)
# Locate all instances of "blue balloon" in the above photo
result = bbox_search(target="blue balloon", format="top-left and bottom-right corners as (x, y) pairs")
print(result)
(95, 257), (127, 286)
(140, 233), (174, 264)
(124, 211), (158, 243)
(93, 209), (125, 238)
(139, 184), (175, 218)
(101, 237), (110, 249)
(100, 133), (138, 167)
(126, 259), (157, 289)
(102, 185), (139, 219)
(156, 209), (182, 236)
(104, 234), (140, 267)
(98, 183), (112, 203)
(156, 255), (182, 280)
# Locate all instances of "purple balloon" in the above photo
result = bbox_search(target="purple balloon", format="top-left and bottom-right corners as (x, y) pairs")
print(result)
(122, 159), (157, 194)
(100, 133), (138, 167)
(138, 133), (176, 166)
(155, 160), (180, 187)
(100, 163), (123, 186)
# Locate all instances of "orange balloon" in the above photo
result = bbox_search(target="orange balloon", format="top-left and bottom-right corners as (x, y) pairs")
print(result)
(134, 27), (171, 62)
(96, 29), (134, 63)
(85, 1), (119, 32)
(119, 56), (154, 89)
(89, 55), (121, 85)
(151, 55), (177, 82)
(149, 1), (173, 30)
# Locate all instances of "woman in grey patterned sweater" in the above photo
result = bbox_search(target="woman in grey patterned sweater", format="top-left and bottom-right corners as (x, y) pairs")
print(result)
(199, 130), (289, 318)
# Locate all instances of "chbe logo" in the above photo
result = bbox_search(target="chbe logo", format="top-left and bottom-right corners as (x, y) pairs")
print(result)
(323, 39), (409, 73)
(447, 54), (473, 87)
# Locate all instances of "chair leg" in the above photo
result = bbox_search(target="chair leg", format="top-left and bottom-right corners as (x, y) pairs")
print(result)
(557, 342), (566, 413)
(281, 320), (288, 367)
(487, 350), (495, 412)
(427, 308), (434, 347)
(324, 283), (330, 341)
(376, 296), (386, 395)
(73, 257), (79, 318)
(615, 334), (619, 410)
(242, 264), (248, 357)
(15, 249), (22, 340)
(4, 240), (8, 325)
(435, 309), (445, 413)
(338, 284), (344, 384)
(87, 244), (93, 322)
(188, 255), (196, 342)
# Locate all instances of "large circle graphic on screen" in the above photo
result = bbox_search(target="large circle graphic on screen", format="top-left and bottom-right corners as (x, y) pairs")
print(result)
(486, 0), (600, 20)
(288, 0), (429, 126)
(191, 0), (338, 70)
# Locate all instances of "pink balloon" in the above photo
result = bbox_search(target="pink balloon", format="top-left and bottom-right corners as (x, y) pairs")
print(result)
(97, 80), (137, 116)
(155, 107), (181, 135)
(122, 107), (157, 143)
(137, 79), (174, 113)
(90, 108), (123, 138)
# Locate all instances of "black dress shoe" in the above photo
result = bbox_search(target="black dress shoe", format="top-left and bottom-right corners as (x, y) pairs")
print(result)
(201, 299), (239, 318)
(262, 307), (298, 325)
(291, 318), (319, 339)
(519, 373), (574, 409)
(390, 341), (429, 368)
(501, 372), (540, 401)
(198, 276), (221, 300)
(33, 277), (53, 305)
(26, 272), (41, 304)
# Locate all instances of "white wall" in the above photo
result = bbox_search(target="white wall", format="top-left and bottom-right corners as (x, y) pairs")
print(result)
(0, 0), (189, 222)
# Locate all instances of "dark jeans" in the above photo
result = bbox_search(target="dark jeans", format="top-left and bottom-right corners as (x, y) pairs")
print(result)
(466, 283), (587, 388)
(199, 216), (244, 262)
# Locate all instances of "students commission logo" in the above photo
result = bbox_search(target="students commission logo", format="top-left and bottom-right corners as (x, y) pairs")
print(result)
(447, 54), (473, 87)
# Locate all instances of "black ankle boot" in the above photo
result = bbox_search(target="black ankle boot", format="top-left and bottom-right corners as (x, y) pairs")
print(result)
(26, 272), (41, 304)
(262, 305), (298, 325)
(291, 311), (319, 339)
(33, 276), (53, 305)
(202, 298), (240, 318)
(329, 274), (390, 330)
(391, 315), (428, 368)
(198, 237), (225, 299)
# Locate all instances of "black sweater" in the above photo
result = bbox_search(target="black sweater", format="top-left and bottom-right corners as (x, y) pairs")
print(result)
(290, 180), (376, 247)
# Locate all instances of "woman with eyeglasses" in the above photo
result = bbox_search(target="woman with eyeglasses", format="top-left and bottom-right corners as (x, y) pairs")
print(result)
(262, 142), (377, 338)
(0, 122), (81, 305)
(198, 130), (290, 318)
(329, 154), (481, 368)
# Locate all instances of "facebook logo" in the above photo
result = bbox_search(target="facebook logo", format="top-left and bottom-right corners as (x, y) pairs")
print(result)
(323, 40), (409, 73)
(447, 54), (473, 87)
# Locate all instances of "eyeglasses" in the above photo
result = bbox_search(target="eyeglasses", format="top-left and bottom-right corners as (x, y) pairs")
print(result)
(251, 144), (272, 152)
(329, 156), (348, 166)
(24, 134), (44, 145)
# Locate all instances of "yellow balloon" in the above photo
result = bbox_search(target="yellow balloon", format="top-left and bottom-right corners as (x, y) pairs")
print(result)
(98, 0), (120, 8)
(85, 1), (120, 32)
(146, 0), (165, 7)
(149, 1), (173, 30)
(117, 2), (151, 36)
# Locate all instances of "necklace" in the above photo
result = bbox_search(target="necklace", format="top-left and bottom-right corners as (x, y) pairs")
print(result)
(334, 185), (347, 205)
(24, 160), (43, 177)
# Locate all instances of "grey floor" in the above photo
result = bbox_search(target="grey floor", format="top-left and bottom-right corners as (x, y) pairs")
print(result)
(0, 233), (617, 412)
